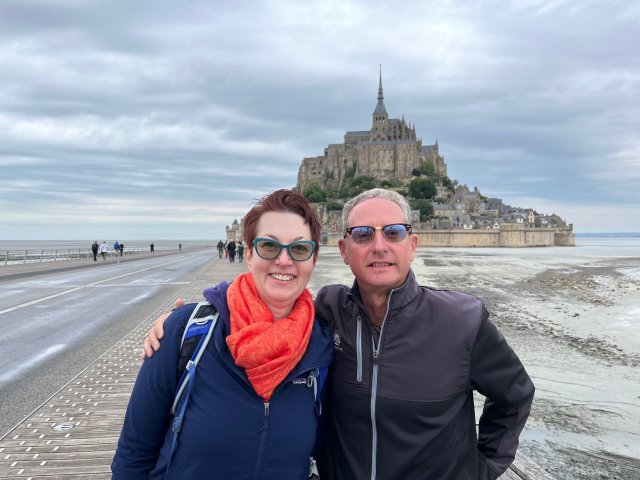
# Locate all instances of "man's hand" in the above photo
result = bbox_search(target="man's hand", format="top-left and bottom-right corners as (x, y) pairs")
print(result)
(142, 299), (185, 358)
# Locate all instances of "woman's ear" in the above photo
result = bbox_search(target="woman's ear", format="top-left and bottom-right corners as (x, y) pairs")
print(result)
(244, 247), (254, 271)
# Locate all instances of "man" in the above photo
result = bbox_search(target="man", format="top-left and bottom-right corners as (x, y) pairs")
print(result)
(315, 188), (534, 479)
(237, 241), (245, 263)
(227, 239), (236, 263)
(91, 240), (99, 261)
(99, 241), (109, 261)
(144, 188), (534, 479)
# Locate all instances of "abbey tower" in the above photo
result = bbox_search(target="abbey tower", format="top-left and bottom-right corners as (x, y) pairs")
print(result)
(296, 72), (447, 193)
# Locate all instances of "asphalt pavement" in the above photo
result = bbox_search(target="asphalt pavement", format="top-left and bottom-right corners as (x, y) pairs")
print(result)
(0, 247), (200, 282)
(0, 248), (235, 437)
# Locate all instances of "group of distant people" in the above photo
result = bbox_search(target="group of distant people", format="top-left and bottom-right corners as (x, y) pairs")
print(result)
(91, 240), (125, 261)
(90, 241), (186, 261)
(216, 239), (245, 263)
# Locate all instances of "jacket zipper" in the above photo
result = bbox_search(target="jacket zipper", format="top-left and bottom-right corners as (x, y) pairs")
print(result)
(356, 315), (363, 382)
(369, 289), (394, 480)
(252, 401), (270, 480)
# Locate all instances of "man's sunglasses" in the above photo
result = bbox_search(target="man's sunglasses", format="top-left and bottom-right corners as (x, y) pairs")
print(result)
(344, 223), (412, 245)
(252, 238), (316, 262)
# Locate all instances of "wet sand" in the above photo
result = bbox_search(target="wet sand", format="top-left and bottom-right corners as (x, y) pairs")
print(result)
(309, 246), (640, 480)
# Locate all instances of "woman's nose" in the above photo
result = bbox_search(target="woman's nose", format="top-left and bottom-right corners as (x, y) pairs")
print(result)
(275, 247), (293, 264)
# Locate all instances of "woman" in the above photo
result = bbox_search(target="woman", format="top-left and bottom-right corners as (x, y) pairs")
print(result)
(112, 190), (333, 479)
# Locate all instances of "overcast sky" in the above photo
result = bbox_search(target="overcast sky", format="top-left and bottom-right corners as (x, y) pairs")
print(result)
(1, 0), (638, 240)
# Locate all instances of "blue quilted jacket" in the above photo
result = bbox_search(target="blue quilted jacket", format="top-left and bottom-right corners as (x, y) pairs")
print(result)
(112, 281), (333, 480)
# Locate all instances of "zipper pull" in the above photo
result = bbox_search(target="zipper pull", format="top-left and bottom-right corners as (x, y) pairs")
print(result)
(307, 369), (318, 398)
(307, 370), (316, 387)
(264, 402), (270, 416)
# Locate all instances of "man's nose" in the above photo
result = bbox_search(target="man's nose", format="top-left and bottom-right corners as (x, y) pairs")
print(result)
(371, 229), (389, 250)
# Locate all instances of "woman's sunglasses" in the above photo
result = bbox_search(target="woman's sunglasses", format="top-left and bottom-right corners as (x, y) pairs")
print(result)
(252, 238), (316, 262)
(343, 223), (412, 245)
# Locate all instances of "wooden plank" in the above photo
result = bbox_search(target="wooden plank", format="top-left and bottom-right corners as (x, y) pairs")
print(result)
(499, 467), (525, 480)
(509, 451), (555, 480)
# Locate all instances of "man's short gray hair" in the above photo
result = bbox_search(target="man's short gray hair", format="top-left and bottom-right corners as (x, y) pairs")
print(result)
(341, 188), (411, 232)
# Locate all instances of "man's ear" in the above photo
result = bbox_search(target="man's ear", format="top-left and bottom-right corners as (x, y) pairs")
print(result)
(338, 239), (349, 265)
(410, 234), (418, 261)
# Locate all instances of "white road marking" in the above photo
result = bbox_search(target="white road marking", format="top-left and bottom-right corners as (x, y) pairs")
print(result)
(0, 282), (189, 290)
(0, 259), (186, 316)
(120, 292), (152, 305)
(0, 344), (66, 385)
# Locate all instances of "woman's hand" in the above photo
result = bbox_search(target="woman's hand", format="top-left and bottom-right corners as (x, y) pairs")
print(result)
(142, 299), (185, 358)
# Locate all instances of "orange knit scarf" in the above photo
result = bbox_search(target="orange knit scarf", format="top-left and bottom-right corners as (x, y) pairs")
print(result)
(226, 272), (314, 401)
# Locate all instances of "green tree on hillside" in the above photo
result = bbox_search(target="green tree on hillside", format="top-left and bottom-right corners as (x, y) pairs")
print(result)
(338, 176), (377, 198)
(408, 177), (437, 199)
(410, 199), (434, 222)
(411, 162), (436, 177)
(441, 176), (454, 190)
(303, 182), (327, 203)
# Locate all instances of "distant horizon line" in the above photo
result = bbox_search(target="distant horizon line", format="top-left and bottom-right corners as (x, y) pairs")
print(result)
(2, 232), (640, 241)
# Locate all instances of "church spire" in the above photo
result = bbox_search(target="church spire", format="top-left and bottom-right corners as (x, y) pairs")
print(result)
(372, 65), (388, 126)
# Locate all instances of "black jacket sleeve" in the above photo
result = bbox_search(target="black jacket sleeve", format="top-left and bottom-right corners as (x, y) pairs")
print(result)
(470, 305), (535, 479)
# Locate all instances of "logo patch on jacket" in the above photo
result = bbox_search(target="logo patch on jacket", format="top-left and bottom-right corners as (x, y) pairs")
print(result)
(333, 330), (343, 351)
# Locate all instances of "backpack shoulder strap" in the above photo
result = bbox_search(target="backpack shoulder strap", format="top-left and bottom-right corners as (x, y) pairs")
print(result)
(175, 301), (219, 381)
(168, 301), (219, 463)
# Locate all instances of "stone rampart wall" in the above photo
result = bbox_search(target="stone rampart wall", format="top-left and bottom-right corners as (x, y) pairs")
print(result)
(326, 224), (575, 247)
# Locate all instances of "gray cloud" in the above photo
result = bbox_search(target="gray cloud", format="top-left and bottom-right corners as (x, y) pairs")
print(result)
(0, 0), (638, 239)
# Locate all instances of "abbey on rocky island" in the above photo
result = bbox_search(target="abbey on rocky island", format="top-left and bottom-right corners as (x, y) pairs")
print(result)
(296, 71), (447, 194)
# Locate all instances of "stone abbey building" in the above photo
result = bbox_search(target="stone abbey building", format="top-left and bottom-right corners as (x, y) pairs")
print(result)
(296, 73), (447, 193)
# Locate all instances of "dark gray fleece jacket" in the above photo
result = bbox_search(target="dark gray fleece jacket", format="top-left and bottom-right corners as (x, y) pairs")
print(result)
(315, 270), (534, 480)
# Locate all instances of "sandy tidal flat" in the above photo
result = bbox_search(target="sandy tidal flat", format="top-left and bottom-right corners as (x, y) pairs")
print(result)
(310, 241), (640, 480)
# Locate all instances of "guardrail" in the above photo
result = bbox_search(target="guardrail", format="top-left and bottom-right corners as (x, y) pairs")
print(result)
(0, 245), (178, 265)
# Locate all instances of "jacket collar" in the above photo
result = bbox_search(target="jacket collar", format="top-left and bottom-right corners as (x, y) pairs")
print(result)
(347, 268), (420, 314)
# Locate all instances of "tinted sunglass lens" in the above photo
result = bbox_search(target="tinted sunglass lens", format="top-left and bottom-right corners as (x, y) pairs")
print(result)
(289, 242), (314, 261)
(352, 227), (375, 244)
(256, 240), (281, 259)
(383, 224), (408, 241)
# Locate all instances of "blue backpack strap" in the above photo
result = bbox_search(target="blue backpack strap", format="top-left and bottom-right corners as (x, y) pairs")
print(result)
(166, 301), (219, 471)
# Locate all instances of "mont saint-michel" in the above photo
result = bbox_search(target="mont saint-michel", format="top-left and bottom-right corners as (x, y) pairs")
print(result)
(227, 74), (575, 247)
(294, 73), (575, 247)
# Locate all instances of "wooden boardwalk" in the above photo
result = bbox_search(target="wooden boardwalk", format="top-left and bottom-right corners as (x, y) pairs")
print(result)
(0, 256), (553, 479)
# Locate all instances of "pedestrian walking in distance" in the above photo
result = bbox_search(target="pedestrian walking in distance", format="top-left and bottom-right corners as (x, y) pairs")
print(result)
(91, 241), (99, 262)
